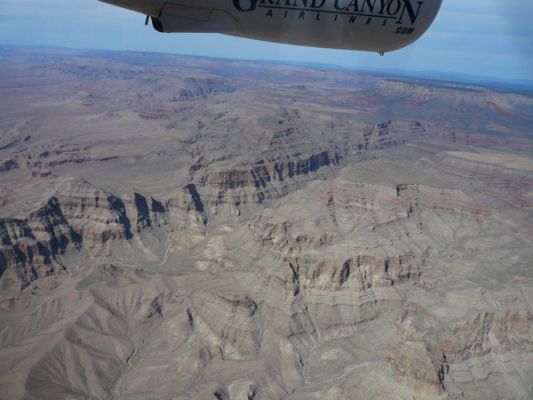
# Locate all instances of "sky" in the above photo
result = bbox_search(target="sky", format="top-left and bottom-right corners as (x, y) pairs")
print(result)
(0, 0), (532, 82)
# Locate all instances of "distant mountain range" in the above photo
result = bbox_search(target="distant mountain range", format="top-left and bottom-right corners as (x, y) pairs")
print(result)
(1, 44), (532, 93)
(288, 60), (533, 93)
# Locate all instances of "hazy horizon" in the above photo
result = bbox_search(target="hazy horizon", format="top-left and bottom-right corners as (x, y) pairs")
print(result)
(3, 42), (533, 89)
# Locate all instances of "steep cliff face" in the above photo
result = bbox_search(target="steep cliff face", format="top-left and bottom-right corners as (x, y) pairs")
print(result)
(396, 306), (533, 399)
(0, 197), (79, 290)
(123, 192), (168, 233)
(354, 120), (425, 153)
(0, 218), (59, 290)
(199, 150), (338, 190)
(2, 167), (496, 293)
(54, 179), (133, 247)
(178, 77), (236, 101)
(187, 120), (426, 220)
(255, 253), (423, 343)
(429, 311), (533, 363)
(0, 179), (178, 290)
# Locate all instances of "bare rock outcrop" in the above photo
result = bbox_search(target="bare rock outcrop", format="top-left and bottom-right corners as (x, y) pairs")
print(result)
(0, 179), (174, 290)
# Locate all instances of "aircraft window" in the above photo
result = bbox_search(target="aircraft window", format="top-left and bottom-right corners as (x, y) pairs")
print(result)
(0, 1), (531, 399)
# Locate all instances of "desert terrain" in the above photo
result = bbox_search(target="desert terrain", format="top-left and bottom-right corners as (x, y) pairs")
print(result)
(0, 47), (532, 400)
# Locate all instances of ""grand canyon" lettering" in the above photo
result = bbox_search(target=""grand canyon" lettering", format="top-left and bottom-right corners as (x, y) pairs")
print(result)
(233, 0), (425, 25)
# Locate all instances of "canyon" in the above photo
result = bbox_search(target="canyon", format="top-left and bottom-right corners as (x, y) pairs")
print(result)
(0, 47), (532, 399)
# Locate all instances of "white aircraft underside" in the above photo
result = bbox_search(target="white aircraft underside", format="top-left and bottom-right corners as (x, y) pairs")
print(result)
(99, 0), (443, 53)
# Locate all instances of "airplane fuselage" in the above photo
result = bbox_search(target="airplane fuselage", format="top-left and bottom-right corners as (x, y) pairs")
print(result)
(99, 0), (443, 53)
